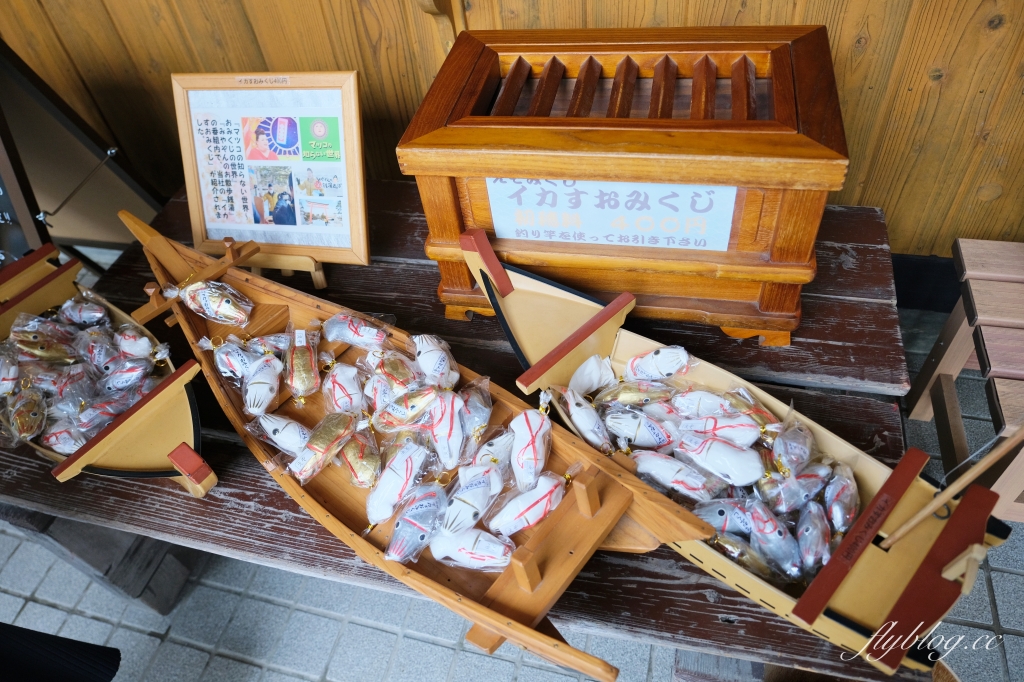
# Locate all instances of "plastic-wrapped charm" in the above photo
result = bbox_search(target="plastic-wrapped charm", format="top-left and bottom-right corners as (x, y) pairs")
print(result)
(250, 414), (312, 457)
(384, 483), (447, 564)
(675, 432), (764, 486)
(693, 498), (753, 536)
(40, 418), (88, 455)
(0, 343), (19, 395)
(199, 337), (260, 387)
(710, 533), (775, 581)
(458, 377), (492, 444)
(171, 280), (253, 326)
(825, 462), (860, 533)
(442, 464), (504, 535)
(20, 362), (62, 394)
(671, 387), (733, 419)
(568, 354), (616, 396)
(242, 354), (283, 416)
(10, 388), (46, 440)
(746, 499), (802, 580)
(321, 358), (364, 414)
(412, 334), (459, 389)
(245, 333), (291, 357)
(333, 430), (380, 488)
(487, 471), (565, 538)
(430, 529), (514, 571)
(371, 386), (438, 432)
(797, 500), (831, 575)
(58, 296), (108, 326)
(623, 345), (691, 381)
(288, 412), (357, 485)
(74, 327), (120, 371)
(285, 328), (320, 401)
(10, 313), (78, 344)
(724, 387), (780, 446)
(594, 381), (675, 408)
(510, 407), (551, 491)
(555, 387), (611, 453)
(772, 416), (816, 476)
(604, 409), (675, 451)
(467, 429), (515, 469)
(631, 450), (725, 503)
(364, 350), (424, 401)
(16, 336), (77, 364)
(363, 374), (394, 412)
(755, 472), (812, 514)
(366, 435), (435, 525)
(426, 390), (465, 470)
(114, 324), (153, 358)
(322, 312), (388, 349)
(675, 414), (760, 449)
(52, 364), (95, 416)
(98, 357), (153, 394)
(75, 389), (142, 435)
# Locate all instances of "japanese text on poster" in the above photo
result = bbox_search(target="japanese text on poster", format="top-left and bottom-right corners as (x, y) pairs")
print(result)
(486, 178), (736, 251)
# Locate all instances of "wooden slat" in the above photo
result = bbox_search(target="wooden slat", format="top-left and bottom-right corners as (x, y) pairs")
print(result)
(689, 54), (717, 120)
(955, 239), (1024, 283)
(788, 25), (847, 156)
(566, 55), (602, 118)
(931, 374), (971, 483)
(988, 377), (1024, 436)
(527, 56), (566, 116)
(768, 45), (797, 129)
(962, 279), (1024, 328)
(974, 325), (1024, 381)
(647, 55), (676, 119)
(492, 55), (532, 116)
(731, 54), (756, 121)
(606, 56), (638, 118)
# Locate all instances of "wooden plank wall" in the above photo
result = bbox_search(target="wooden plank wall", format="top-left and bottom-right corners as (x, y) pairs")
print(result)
(0, 0), (1021, 256)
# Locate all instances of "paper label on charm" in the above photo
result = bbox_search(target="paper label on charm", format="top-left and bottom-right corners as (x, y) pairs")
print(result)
(486, 178), (737, 252)
(294, 329), (306, 346)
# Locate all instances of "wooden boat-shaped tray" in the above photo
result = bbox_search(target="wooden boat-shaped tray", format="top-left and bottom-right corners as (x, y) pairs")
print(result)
(0, 244), (213, 497)
(118, 211), (718, 681)
(459, 228), (1011, 675)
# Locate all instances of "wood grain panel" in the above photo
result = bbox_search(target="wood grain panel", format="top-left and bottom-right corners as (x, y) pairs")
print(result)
(172, 0), (268, 72)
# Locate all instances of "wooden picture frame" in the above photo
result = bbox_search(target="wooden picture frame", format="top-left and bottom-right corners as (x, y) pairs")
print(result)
(0, 98), (46, 251)
(171, 73), (368, 280)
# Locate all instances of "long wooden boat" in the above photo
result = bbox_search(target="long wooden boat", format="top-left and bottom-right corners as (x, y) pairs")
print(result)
(0, 243), (214, 498)
(459, 228), (1011, 676)
(117, 210), (721, 681)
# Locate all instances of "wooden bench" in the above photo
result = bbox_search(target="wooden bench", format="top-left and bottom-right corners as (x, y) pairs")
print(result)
(906, 239), (1024, 521)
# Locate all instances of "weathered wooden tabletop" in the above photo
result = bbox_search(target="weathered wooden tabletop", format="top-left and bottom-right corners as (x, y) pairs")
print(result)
(0, 183), (922, 681)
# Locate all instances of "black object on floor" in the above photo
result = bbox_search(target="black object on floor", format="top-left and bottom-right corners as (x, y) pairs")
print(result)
(891, 254), (960, 313)
(0, 622), (119, 682)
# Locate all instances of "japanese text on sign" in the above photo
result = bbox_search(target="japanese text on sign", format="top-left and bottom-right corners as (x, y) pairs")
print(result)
(486, 178), (736, 251)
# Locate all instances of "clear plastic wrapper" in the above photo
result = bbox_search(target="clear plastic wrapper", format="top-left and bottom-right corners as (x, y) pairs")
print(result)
(366, 433), (438, 525)
(487, 471), (565, 538)
(322, 312), (388, 349)
(15, 335), (77, 364)
(287, 412), (358, 485)
(723, 386), (779, 447)
(756, 472), (812, 514)
(284, 327), (321, 401)
(797, 500), (831, 575)
(0, 342), (19, 395)
(320, 352), (365, 414)
(554, 386), (611, 453)
(671, 386), (734, 419)
(746, 498), (802, 580)
(675, 414), (760, 449)
(332, 429), (380, 488)
(74, 326), (119, 373)
(825, 462), (860, 533)
(9, 388), (46, 440)
(371, 385), (438, 433)
(467, 428), (515, 470)
(114, 324), (154, 358)
(567, 354), (616, 396)
(51, 364), (95, 416)
(412, 334), (459, 389)
(772, 412), (817, 476)
(363, 374), (394, 412)
(640, 401), (685, 429)
(58, 295), (108, 326)
(246, 414), (312, 457)
(198, 336), (261, 388)
(709, 533), (775, 581)
(722, 485), (750, 499)
(20, 362), (62, 394)
(693, 498), (753, 536)
(245, 333), (291, 357)
(426, 389), (465, 470)
(164, 280), (253, 326)
(10, 313), (78, 345)
(442, 463), (505, 535)
(510, 404), (551, 491)
(384, 483), (447, 564)
(362, 349), (424, 402)
(242, 354), (283, 416)
(430, 529), (514, 572)
(0, 409), (18, 449)
(623, 345), (691, 381)
(40, 418), (88, 455)
(98, 356), (153, 394)
(674, 432), (764, 487)
(458, 377), (492, 445)
(594, 381), (676, 408)
(632, 450), (726, 503)
(75, 388), (142, 435)
(604, 408), (676, 451)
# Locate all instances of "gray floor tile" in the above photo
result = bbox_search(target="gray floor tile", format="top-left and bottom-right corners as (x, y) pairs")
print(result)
(0, 591), (24, 623)
(269, 610), (342, 676)
(905, 416), (996, 460)
(450, 650), (515, 682)
(928, 623), (1005, 682)
(0, 520), (27, 538)
(296, 577), (353, 616)
(989, 521), (1024, 572)
(905, 350), (927, 376)
(386, 637), (454, 682)
(948, 568), (993, 625)
(326, 623), (397, 682)
(1002, 635), (1024, 682)
(171, 585), (242, 646)
(0, 533), (21, 566)
(898, 309), (946, 354)
(203, 556), (256, 591)
(202, 657), (262, 682)
(143, 641), (211, 682)
(516, 667), (580, 682)
(122, 600), (174, 634)
(492, 640), (524, 661)
(585, 636), (651, 682)
(109, 627), (161, 682)
(34, 560), (91, 608)
(59, 614), (113, 645)
(248, 565), (304, 602)
(404, 598), (467, 643)
(956, 375), (993, 420)
(992, 571), (1024, 631)
(0, 541), (56, 596)
(650, 645), (675, 682)
(261, 672), (308, 682)
(77, 582), (129, 621)
(13, 601), (67, 634)
(218, 598), (290, 660)
(347, 587), (410, 629)
(922, 457), (946, 483)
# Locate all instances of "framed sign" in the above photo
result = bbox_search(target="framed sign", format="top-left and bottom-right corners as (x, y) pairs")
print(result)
(171, 73), (368, 268)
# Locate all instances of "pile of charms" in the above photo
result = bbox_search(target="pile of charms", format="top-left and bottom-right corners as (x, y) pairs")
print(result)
(191, 287), (572, 572)
(0, 293), (169, 455)
(552, 347), (862, 591)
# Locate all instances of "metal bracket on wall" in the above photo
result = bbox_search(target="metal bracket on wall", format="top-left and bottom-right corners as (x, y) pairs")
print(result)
(36, 147), (117, 228)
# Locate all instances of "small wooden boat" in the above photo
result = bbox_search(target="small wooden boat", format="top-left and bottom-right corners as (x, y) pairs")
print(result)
(117, 210), (717, 681)
(0, 243), (214, 498)
(459, 228), (1011, 675)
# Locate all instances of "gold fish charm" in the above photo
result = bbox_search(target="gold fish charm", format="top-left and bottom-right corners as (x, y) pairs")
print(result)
(369, 351), (424, 399)
(10, 388), (46, 440)
(335, 431), (380, 488)
(287, 412), (357, 485)
(594, 380), (676, 408)
(15, 338), (77, 364)
(285, 329), (320, 399)
(179, 280), (252, 326)
(371, 385), (438, 432)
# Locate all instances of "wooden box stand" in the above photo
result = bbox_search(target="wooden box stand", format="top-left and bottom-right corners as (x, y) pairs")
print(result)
(397, 27), (849, 346)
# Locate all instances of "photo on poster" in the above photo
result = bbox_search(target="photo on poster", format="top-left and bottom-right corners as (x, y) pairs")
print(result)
(248, 166), (296, 226)
(243, 117), (300, 160)
(298, 197), (347, 236)
(295, 166), (345, 198)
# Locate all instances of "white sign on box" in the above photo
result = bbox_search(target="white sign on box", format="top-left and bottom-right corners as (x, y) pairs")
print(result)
(486, 178), (737, 252)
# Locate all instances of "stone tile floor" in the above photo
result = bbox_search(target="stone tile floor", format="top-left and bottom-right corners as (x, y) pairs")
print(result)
(0, 307), (1020, 681)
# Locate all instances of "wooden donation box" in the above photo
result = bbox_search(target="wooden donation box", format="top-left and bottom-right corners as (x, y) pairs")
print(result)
(397, 27), (848, 345)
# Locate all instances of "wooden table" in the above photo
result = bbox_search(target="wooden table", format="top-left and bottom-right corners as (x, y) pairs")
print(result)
(0, 183), (921, 681)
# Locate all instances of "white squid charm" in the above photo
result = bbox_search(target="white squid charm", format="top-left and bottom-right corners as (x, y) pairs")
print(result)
(556, 387), (611, 452)
(469, 430), (515, 468)
(671, 389), (733, 418)
(674, 434), (764, 486)
(623, 345), (690, 381)
(413, 334), (460, 389)
(442, 464), (504, 535)
(363, 374), (394, 413)
(243, 354), (283, 416)
(114, 325), (153, 359)
(366, 440), (431, 525)
(693, 498), (753, 536)
(322, 362), (364, 414)
(426, 390), (466, 470)
(604, 410), (675, 451)
(488, 472), (564, 538)
(675, 414), (760, 448)
(631, 450), (721, 503)
(567, 354), (616, 396)
(384, 484), (447, 564)
(213, 342), (261, 383)
(322, 313), (388, 349)
(256, 414), (311, 456)
(430, 529), (513, 571)
(510, 409), (551, 492)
